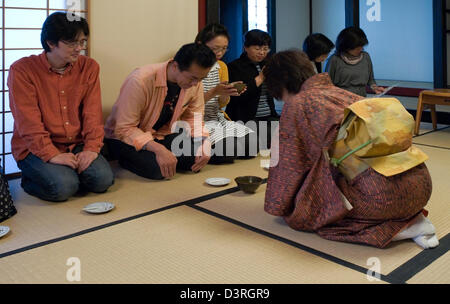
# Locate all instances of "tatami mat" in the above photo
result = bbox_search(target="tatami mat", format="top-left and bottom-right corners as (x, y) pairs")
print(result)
(414, 126), (450, 148)
(198, 144), (450, 277)
(1, 131), (448, 284)
(415, 146), (450, 235)
(0, 206), (383, 284)
(407, 252), (450, 284)
(415, 122), (449, 134)
(0, 156), (269, 255)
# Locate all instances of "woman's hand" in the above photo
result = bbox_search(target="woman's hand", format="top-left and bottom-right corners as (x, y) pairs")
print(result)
(255, 70), (265, 87)
(229, 81), (247, 95)
(214, 82), (239, 97)
(371, 84), (385, 95)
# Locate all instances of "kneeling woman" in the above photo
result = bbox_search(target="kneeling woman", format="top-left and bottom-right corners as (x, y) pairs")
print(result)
(263, 50), (438, 249)
(195, 24), (255, 163)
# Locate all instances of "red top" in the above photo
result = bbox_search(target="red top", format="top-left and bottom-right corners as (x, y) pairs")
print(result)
(8, 52), (104, 162)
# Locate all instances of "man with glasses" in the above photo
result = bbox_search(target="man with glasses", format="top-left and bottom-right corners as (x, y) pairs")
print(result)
(7, 12), (114, 202)
(226, 29), (279, 150)
(104, 43), (216, 180)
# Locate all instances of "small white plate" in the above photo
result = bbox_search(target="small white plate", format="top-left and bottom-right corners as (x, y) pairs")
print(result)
(83, 202), (115, 214)
(205, 177), (231, 186)
(0, 226), (10, 238)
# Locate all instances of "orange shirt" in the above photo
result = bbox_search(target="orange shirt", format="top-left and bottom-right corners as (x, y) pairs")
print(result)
(104, 61), (208, 151)
(8, 52), (104, 162)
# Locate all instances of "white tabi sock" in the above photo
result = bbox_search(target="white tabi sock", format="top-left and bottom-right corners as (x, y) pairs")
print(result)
(392, 213), (439, 249)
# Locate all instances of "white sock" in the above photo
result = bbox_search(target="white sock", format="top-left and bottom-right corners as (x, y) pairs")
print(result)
(413, 234), (439, 249)
(392, 213), (439, 249)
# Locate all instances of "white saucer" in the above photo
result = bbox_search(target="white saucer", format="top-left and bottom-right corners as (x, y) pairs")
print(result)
(205, 177), (231, 186)
(83, 202), (115, 214)
(0, 226), (10, 238)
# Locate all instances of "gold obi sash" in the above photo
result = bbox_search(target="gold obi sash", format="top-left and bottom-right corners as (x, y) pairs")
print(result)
(328, 98), (428, 180)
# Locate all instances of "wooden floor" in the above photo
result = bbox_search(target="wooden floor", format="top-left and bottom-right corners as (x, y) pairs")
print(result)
(0, 123), (448, 284)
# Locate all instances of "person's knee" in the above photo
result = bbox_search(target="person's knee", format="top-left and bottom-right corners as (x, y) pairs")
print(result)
(46, 175), (80, 202)
(82, 162), (115, 193)
(19, 157), (79, 202)
(89, 169), (114, 193)
(176, 156), (196, 171)
(118, 155), (164, 180)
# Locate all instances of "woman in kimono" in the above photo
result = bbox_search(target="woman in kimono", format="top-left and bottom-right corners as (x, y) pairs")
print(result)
(263, 50), (438, 249)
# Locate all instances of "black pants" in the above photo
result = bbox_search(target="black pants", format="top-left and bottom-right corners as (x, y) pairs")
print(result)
(209, 133), (257, 164)
(105, 132), (197, 180)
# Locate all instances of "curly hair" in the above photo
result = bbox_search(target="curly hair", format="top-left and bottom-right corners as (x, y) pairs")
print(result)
(263, 49), (315, 100)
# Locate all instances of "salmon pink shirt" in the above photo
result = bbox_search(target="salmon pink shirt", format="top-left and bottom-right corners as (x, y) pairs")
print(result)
(104, 61), (208, 151)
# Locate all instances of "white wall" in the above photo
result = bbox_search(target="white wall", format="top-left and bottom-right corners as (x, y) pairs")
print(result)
(89, 0), (199, 119)
(360, 0), (433, 82)
(275, 0), (310, 52)
(312, 0), (346, 45)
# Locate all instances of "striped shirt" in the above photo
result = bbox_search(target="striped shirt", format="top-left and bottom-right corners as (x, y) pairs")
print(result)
(255, 64), (271, 118)
(202, 62), (253, 145)
(202, 62), (221, 122)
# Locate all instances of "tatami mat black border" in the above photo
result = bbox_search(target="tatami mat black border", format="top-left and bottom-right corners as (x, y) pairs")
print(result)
(187, 204), (395, 283)
(413, 142), (450, 151)
(189, 205), (450, 284)
(412, 126), (450, 150)
(0, 186), (243, 259)
(413, 125), (450, 138)
(387, 233), (450, 283)
(0, 176), (448, 284)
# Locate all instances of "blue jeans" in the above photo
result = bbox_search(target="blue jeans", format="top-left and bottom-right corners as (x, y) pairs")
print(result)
(18, 146), (114, 202)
